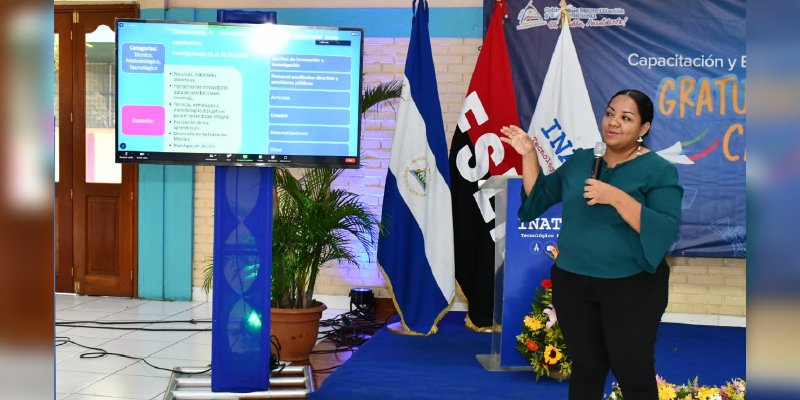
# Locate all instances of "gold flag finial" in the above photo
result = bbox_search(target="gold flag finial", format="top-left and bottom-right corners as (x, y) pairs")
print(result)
(497, 0), (508, 19)
(559, 0), (572, 27)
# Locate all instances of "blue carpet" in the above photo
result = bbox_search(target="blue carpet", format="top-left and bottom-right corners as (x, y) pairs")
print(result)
(310, 312), (744, 399)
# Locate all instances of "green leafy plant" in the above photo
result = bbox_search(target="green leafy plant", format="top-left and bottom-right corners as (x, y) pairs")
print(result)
(271, 167), (380, 308)
(360, 80), (403, 114)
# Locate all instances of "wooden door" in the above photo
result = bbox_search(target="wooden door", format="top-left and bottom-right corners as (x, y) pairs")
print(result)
(55, 4), (139, 296)
(55, 10), (74, 294)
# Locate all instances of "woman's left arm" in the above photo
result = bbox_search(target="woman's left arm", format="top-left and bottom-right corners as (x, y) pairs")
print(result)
(584, 166), (683, 268)
(584, 178), (643, 233)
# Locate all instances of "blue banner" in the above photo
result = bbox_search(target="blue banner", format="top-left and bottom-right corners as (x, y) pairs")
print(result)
(500, 179), (562, 366)
(495, 0), (745, 257)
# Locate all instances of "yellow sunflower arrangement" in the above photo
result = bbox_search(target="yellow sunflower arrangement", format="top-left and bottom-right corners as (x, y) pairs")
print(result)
(604, 376), (746, 400)
(516, 277), (571, 381)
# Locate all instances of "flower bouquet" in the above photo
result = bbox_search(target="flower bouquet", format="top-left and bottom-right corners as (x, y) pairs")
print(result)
(516, 276), (571, 381)
(604, 376), (746, 400)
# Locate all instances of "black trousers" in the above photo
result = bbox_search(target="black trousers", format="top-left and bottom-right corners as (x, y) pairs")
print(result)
(551, 260), (669, 400)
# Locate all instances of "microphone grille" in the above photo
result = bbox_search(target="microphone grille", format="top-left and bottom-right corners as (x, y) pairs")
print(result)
(593, 142), (606, 157)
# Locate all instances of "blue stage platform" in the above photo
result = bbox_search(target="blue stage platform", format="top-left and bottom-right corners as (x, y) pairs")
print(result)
(311, 311), (745, 399)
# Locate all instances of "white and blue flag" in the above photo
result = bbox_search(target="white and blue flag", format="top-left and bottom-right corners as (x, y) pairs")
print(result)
(377, 0), (455, 336)
(528, 13), (601, 173)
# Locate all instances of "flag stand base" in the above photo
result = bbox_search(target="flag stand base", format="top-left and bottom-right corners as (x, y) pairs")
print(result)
(476, 354), (534, 372)
(386, 321), (412, 335)
(164, 365), (313, 399)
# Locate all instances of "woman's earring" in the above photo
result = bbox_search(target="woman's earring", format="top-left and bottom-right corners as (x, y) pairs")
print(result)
(636, 136), (643, 156)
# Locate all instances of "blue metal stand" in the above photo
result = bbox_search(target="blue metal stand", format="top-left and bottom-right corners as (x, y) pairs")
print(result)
(211, 166), (274, 392)
(211, 9), (278, 393)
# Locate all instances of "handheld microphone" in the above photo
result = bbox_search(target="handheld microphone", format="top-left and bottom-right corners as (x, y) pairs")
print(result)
(591, 142), (606, 180)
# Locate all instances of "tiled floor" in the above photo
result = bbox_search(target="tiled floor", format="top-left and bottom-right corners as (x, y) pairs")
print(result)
(55, 293), (342, 400)
(56, 293), (744, 399)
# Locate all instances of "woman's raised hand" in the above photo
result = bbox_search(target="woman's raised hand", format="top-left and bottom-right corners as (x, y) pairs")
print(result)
(499, 125), (536, 157)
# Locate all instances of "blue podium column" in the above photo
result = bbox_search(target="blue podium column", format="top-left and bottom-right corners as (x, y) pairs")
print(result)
(211, 167), (274, 392)
(211, 9), (277, 393)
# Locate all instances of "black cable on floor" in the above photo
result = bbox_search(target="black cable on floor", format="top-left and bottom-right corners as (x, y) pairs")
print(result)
(56, 334), (289, 377)
(270, 335), (287, 377)
(57, 318), (211, 325)
(56, 311), (396, 375)
(55, 336), (211, 374)
(56, 319), (211, 332)
(57, 325), (210, 332)
(312, 364), (343, 373)
(310, 308), (398, 372)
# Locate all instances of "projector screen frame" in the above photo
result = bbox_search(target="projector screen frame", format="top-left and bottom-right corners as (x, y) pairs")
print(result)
(114, 18), (366, 169)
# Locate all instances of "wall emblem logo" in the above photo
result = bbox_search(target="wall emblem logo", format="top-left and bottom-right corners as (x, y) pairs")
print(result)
(542, 5), (628, 29)
(516, 1), (547, 30)
(403, 156), (430, 197)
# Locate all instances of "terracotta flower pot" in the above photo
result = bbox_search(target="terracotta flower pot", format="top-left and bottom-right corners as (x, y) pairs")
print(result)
(270, 302), (327, 362)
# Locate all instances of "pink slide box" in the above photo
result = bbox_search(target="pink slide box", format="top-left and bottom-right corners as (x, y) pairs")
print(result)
(121, 105), (165, 136)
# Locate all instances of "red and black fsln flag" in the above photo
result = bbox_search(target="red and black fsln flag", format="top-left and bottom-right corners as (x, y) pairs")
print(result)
(449, 1), (523, 329)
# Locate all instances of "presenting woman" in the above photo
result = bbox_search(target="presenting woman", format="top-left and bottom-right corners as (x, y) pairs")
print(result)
(500, 89), (682, 400)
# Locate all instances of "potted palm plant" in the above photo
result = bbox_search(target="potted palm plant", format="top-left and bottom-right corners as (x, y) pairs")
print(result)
(270, 78), (403, 309)
(203, 80), (402, 361)
(269, 166), (380, 361)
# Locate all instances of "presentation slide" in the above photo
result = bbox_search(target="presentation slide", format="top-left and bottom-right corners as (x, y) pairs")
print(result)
(116, 20), (364, 167)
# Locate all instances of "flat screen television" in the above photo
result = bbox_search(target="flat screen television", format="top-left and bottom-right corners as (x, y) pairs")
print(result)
(115, 19), (364, 168)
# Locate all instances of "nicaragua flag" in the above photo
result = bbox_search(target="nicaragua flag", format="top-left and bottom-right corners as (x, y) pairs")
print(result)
(377, 0), (455, 336)
(528, 12), (601, 173)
